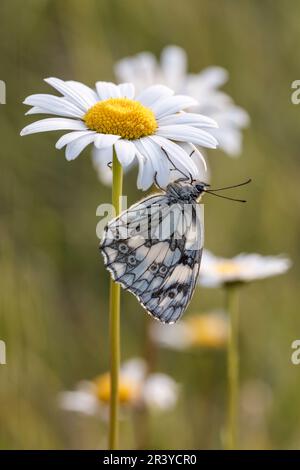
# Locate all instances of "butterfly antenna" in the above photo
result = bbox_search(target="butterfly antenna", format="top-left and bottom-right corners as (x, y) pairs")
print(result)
(204, 190), (246, 203)
(208, 178), (251, 192)
(161, 147), (193, 182)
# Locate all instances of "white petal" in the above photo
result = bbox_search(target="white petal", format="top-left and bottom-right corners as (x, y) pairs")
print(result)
(94, 134), (121, 149)
(114, 140), (136, 166)
(56, 130), (95, 149)
(143, 374), (179, 410)
(92, 147), (113, 186)
(95, 81), (121, 100)
(121, 358), (147, 383)
(25, 106), (48, 115)
(23, 94), (84, 118)
(160, 45), (187, 91)
(210, 127), (241, 156)
(216, 106), (250, 127)
(58, 390), (99, 415)
(195, 66), (229, 89)
(66, 81), (99, 107)
(20, 118), (87, 136)
(136, 151), (155, 190)
(65, 133), (96, 161)
(151, 95), (198, 119)
(134, 138), (170, 187)
(44, 78), (92, 111)
(157, 112), (218, 129)
(156, 125), (218, 148)
(118, 83), (135, 99)
(93, 145), (113, 172)
(178, 143), (208, 178)
(136, 84), (174, 107)
(115, 53), (158, 91)
(149, 135), (198, 177)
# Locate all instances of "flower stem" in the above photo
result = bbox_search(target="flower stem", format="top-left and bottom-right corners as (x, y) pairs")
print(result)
(108, 148), (123, 450)
(225, 284), (240, 450)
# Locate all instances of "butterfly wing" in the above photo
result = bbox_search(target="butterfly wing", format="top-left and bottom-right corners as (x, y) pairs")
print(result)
(100, 195), (204, 323)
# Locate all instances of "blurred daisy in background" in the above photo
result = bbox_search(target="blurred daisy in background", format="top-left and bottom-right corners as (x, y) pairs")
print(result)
(150, 312), (229, 350)
(199, 250), (292, 288)
(115, 45), (249, 158)
(58, 358), (179, 417)
(21, 78), (218, 190)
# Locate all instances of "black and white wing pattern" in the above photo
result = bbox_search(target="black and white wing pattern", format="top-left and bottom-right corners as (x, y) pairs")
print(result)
(100, 191), (204, 324)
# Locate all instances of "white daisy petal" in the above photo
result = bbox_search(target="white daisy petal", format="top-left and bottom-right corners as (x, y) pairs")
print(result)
(20, 118), (87, 136)
(210, 127), (242, 156)
(23, 94), (84, 118)
(143, 374), (179, 411)
(65, 133), (96, 161)
(136, 151), (155, 190)
(136, 84), (174, 107)
(118, 83), (135, 99)
(93, 145), (113, 171)
(194, 66), (229, 90)
(94, 134), (121, 149)
(199, 250), (291, 287)
(149, 135), (198, 177)
(157, 112), (218, 129)
(151, 95), (198, 119)
(95, 81), (121, 100)
(134, 138), (170, 187)
(44, 77), (92, 111)
(92, 147), (113, 186)
(58, 390), (99, 415)
(114, 47), (249, 158)
(168, 143), (208, 182)
(160, 45), (187, 92)
(66, 81), (99, 107)
(56, 130), (96, 149)
(25, 106), (48, 115)
(114, 140), (136, 166)
(115, 52), (158, 91)
(157, 125), (218, 148)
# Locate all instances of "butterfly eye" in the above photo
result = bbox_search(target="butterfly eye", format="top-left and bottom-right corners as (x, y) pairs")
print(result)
(195, 184), (204, 192)
(118, 243), (128, 254)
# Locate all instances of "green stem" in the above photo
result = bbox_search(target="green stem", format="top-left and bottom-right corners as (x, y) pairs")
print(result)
(108, 148), (123, 450)
(225, 284), (240, 450)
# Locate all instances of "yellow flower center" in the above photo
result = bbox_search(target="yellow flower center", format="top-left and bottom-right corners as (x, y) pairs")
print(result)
(186, 314), (228, 348)
(94, 373), (140, 405)
(84, 98), (157, 140)
(215, 261), (241, 276)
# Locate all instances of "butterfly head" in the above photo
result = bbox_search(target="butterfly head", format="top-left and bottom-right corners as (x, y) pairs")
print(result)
(193, 181), (210, 199)
(166, 179), (209, 202)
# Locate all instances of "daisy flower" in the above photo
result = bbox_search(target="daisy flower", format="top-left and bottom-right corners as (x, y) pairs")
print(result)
(115, 45), (249, 157)
(58, 358), (179, 417)
(198, 250), (291, 288)
(150, 312), (228, 350)
(21, 78), (218, 190)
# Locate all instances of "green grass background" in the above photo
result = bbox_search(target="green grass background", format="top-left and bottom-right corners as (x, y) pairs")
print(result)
(0, 0), (300, 449)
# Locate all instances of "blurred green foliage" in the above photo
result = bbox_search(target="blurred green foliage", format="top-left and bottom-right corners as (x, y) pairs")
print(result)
(0, 0), (300, 449)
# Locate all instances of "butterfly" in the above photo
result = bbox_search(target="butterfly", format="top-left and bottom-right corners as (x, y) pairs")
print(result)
(100, 168), (250, 324)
